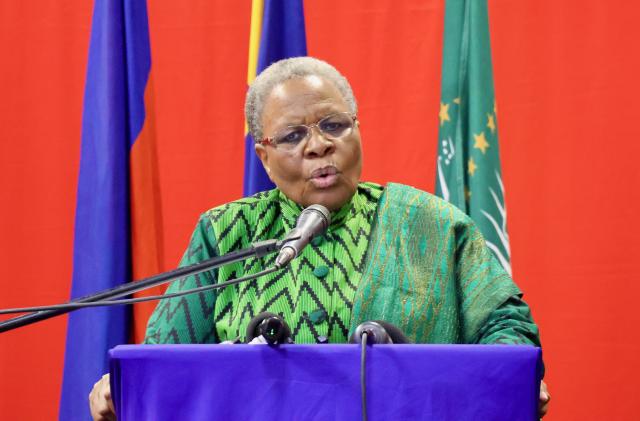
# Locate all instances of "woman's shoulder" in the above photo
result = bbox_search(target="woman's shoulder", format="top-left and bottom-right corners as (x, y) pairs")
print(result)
(192, 189), (285, 251)
(375, 182), (474, 226)
(204, 188), (280, 215)
(382, 182), (441, 203)
(195, 188), (283, 231)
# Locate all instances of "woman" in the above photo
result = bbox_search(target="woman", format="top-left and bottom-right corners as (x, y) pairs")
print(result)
(90, 57), (550, 419)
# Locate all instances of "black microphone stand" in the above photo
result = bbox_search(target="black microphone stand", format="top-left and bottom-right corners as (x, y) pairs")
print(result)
(0, 239), (281, 333)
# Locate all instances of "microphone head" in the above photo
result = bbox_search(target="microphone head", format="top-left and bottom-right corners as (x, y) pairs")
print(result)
(298, 204), (331, 234)
(349, 320), (412, 344)
(246, 312), (293, 345)
(350, 321), (392, 344)
(275, 204), (331, 268)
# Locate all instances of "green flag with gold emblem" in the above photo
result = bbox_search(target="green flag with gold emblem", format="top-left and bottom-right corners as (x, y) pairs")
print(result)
(435, 0), (511, 274)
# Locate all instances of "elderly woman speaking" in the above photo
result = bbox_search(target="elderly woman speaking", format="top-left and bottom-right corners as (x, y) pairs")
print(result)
(90, 57), (549, 419)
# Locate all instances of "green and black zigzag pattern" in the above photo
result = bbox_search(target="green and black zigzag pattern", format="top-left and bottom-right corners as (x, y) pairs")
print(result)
(144, 183), (383, 344)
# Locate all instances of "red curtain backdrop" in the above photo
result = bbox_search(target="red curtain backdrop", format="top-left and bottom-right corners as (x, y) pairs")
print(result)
(1, 1), (639, 419)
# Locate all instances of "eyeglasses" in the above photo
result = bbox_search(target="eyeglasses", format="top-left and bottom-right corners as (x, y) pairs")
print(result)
(260, 112), (357, 150)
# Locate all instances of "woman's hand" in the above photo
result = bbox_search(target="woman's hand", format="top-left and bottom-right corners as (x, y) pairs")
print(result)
(89, 373), (116, 421)
(539, 380), (550, 418)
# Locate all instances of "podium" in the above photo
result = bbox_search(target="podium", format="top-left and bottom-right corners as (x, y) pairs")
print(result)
(110, 344), (542, 420)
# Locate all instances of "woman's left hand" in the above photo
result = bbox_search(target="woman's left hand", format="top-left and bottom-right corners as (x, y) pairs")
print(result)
(539, 380), (550, 418)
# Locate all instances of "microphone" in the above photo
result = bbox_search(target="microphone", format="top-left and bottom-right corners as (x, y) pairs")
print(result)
(349, 321), (411, 344)
(275, 204), (331, 268)
(245, 312), (293, 345)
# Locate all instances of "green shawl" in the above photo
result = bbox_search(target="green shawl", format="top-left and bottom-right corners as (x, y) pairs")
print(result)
(351, 183), (520, 343)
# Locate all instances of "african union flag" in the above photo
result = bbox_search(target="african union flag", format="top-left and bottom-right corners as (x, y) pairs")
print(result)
(435, 0), (512, 274)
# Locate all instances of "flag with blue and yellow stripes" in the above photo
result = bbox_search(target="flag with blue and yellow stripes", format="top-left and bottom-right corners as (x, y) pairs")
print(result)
(243, 0), (307, 196)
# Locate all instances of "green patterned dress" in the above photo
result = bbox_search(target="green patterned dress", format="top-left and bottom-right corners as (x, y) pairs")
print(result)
(144, 182), (540, 346)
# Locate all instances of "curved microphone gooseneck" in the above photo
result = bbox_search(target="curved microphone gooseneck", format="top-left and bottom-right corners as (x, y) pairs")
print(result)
(0, 204), (331, 333)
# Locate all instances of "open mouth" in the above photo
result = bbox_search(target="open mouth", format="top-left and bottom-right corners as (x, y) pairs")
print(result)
(310, 166), (338, 178)
(309, 166), (339, 188)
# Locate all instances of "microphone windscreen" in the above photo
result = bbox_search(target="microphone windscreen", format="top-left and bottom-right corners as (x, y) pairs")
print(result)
(349, 320), (412, 344)
(245, 312), (292, 344)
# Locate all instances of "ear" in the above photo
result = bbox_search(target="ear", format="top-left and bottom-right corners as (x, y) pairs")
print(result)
(254, 143), (272, 178)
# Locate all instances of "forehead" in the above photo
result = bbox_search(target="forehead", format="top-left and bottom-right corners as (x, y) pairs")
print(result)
(262, 75), (349, 128)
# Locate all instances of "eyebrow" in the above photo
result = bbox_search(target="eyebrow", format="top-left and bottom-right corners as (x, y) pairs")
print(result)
(274, 107), (345, 130)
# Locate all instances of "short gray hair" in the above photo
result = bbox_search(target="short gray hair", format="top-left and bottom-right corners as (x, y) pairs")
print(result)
(245, 57), (358, 142)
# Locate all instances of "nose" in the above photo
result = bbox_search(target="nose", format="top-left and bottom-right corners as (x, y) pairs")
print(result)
(304, 126), (335, 158)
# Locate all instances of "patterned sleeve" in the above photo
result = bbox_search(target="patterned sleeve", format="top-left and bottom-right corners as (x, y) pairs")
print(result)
(452, 212), (542, 348)
(143, 214), (219, 344)
(473, 295), (542, 346)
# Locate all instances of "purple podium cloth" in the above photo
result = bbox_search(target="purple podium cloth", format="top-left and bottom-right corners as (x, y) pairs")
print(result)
(109, 344), (541, 420)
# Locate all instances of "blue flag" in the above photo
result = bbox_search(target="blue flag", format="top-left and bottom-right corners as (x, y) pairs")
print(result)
(60, 0), (153, 418)
(243, 0), (307, 196)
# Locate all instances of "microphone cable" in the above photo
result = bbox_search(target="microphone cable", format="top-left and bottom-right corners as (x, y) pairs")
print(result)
(0, 266), (280, 315)
(360, 331), (369, 421)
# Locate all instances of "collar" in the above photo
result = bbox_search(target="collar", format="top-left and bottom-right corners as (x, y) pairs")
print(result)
(277, 187), (368, 232)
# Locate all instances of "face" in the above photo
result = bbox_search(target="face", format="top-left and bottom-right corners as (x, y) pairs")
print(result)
(255, 75), (363, 211)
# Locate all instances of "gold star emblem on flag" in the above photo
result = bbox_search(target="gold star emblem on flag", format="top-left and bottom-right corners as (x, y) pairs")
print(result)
(487, 114), (496, 134)
(439, 102), (450, 126)
(468, 157), (477, 176)
(473, 132), (490, 154)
